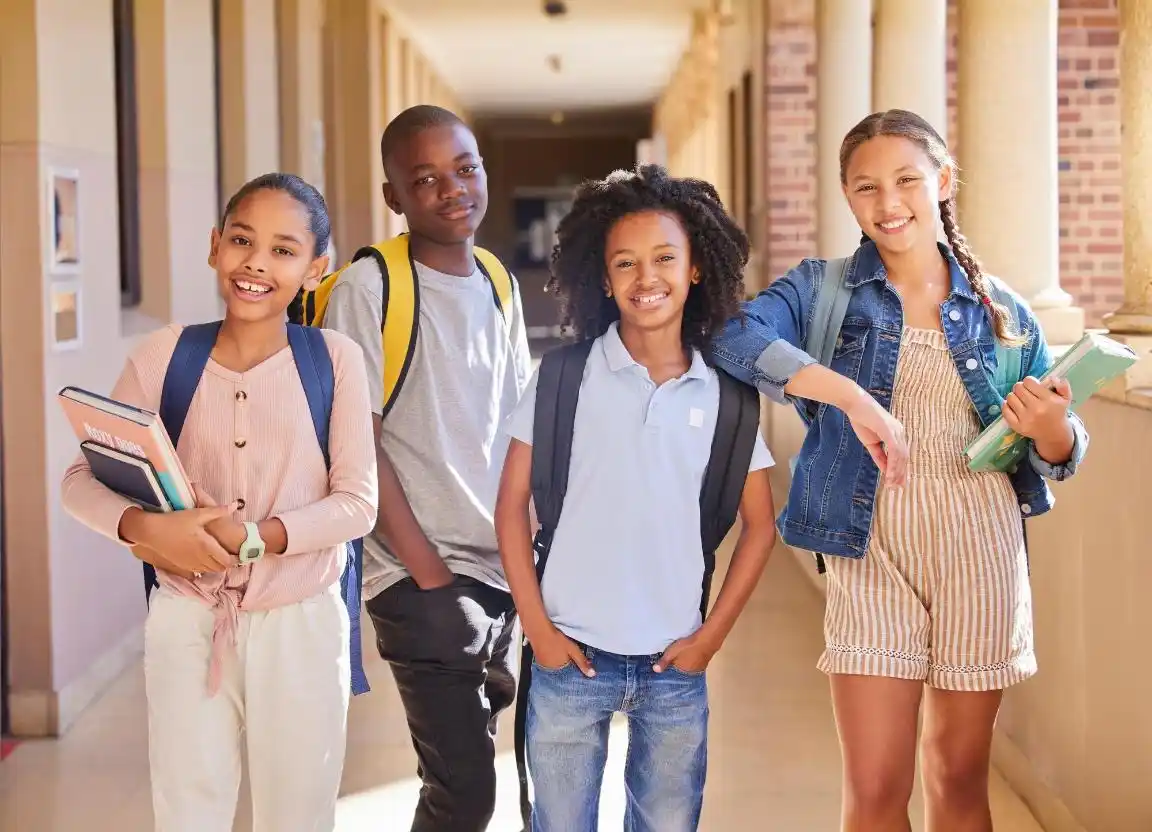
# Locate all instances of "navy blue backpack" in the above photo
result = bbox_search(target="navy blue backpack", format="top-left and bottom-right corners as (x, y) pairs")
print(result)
(145, 321), (369, 696)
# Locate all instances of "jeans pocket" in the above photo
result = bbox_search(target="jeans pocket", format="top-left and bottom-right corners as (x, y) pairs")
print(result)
(665, 663), (707, 678)
(532, 657), (573, 674)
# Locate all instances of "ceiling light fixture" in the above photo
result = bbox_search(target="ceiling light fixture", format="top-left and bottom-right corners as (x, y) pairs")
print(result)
(543, 1), (568, 17)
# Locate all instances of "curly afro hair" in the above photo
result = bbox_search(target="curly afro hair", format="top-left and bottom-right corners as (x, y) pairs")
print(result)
(548, 164), (749, 354)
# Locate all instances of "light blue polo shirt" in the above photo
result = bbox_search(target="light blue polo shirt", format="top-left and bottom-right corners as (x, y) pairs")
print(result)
(504, 323), (773, 656)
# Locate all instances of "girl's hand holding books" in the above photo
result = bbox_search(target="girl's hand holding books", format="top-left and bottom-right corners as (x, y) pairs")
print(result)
(118, 498), (239, 579)
(1002, 376), (1073, 443)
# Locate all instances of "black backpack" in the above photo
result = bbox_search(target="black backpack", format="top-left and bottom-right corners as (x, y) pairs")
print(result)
(513, 338), (762, 828)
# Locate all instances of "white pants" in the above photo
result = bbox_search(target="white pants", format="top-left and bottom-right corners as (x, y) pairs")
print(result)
(143, 583), (351, 832)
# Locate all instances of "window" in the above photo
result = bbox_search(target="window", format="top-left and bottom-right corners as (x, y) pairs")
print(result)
(112, 0), (141, 307)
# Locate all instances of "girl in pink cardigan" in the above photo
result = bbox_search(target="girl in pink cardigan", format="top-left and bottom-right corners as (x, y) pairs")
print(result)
(62, 173), (378, 832)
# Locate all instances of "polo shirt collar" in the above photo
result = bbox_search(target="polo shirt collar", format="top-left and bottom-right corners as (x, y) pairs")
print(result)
(601, 322), (710, 381)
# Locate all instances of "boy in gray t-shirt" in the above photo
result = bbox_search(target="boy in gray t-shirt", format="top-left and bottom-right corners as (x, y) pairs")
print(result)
(322, 105), (531, 832)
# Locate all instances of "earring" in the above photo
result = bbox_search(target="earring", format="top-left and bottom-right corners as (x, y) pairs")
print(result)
(605, 287), (613, 297)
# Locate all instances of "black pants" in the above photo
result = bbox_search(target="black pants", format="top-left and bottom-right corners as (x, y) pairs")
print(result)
(366, 575), (518, 832)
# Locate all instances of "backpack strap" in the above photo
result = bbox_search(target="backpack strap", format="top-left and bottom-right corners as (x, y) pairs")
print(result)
(805, 255), (854, 367)
(474, 246), (514, 319)
(155, 322), (369, 696)
(528, 340), (594, 566)
(985, 281), (1023, 397)
(159, 321), (222, 450)
(699, 369), (762, 618)
(796, 255), (853, 427)
(515, 338), (595, 829)
(149, 322), (224, 597)
(794, 256), (851, 575)
(285, 324), (370, 696)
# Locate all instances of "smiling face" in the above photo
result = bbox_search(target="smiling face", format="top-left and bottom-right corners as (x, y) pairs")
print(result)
(382, 123), (488, 245)
(842, 134), (952, 257)
(208, 188), (328, 323)
(603, 210), (697, 337)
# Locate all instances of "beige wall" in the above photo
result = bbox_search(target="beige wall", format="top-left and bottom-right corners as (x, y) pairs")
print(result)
(0, 0), (220, 736)
(761, 390), (1152, 831)
(0, 0), (464, 736)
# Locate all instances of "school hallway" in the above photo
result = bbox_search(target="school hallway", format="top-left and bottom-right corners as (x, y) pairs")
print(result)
(0, 537), (1043, 831)
(5, 1), (1152, 830)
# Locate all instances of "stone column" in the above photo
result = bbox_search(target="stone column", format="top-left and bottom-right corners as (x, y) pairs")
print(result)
(323, 0), (380, 261)
(872, 0), (948, 142)
(276, 0), (325, 189)
(217, 0), (280, 200)
(1104, 0), (1152, 334)
(958, 0), (1084, 344)
(815, 0), (873, 259)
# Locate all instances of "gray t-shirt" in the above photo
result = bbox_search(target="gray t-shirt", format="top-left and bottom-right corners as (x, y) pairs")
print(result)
(323, 254), (532, 599)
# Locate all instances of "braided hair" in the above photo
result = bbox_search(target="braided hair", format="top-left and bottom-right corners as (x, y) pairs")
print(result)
(548, 164), (749, 354)
(840, 109), (1025, 346)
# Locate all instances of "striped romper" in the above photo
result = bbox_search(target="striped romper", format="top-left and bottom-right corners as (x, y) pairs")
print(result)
(818, 327), (1037, 691)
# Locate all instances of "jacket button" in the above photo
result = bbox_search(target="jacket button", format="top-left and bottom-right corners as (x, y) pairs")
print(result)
(235, 438), (247, 448)
(949, 309), (961, 322)
(965, 358), (979, 370)
(1020, 503), (1032, 515)
(236, 390), (247, 402)
(236, 498), (246, 510)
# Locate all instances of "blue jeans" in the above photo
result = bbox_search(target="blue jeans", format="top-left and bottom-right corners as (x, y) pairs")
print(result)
(526, 643), (709, 832)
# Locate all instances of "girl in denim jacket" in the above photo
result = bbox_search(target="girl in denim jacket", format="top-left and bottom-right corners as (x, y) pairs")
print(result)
(713, 110), (1088, 831)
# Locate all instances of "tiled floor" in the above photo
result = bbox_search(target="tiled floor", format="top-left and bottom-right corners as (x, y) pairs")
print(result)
(0, 546), (1043, 831)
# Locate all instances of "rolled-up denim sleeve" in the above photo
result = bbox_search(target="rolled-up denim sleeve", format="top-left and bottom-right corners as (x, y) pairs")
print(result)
(711, 260), (819, 404)
(1020, 306), (1089, 480)
(1027, 412), (1088, 481)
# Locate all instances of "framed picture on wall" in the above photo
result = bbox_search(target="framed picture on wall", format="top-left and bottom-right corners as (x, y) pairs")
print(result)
(49, 280), (82, 352)
(47, 167), (81, 274)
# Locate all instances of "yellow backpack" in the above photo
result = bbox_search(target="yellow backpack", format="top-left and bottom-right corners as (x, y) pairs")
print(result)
(289, 234), (513, 417)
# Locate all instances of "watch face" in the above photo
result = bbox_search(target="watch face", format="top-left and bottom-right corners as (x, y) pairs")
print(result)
(243, 546), (261, 562)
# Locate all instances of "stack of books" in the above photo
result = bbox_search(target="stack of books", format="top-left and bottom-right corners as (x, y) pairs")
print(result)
(58, 387), (194, 512)
(965, 331), (1139, 473)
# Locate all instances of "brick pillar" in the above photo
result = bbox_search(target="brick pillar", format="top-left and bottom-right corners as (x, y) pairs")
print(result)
(815, 0), (873, 258)
(958, 0), (1084, 345)
(873, 0), (948, 142)
(1104, 0), (1152, 334)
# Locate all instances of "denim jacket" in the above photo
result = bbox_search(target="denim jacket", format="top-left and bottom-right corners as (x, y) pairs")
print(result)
(712, 241), (1089, 560)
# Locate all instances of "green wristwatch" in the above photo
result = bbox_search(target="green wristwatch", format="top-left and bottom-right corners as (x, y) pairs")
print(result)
(239, 521), (265, 565)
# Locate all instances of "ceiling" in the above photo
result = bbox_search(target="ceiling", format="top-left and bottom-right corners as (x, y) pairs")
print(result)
(386, 0), (711, 116)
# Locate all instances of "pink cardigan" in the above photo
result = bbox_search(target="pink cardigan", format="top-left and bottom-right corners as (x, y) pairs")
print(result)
(61, 324), (378, 691)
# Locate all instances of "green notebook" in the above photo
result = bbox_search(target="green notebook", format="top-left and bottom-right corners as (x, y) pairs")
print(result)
(965, 331), (1138, 472)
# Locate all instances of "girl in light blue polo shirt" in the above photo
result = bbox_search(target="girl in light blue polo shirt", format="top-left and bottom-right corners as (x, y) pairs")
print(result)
(495, 164), (907, 832)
